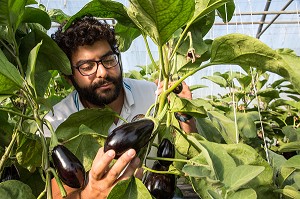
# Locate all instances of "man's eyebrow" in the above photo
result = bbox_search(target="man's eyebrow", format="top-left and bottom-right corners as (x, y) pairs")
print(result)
(73, 51), (114, 67)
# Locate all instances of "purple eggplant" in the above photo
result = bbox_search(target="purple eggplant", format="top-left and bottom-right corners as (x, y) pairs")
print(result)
(1, 164), (20, 182)
(157, 138), (175, 167)
(51, 145), (86, 188)
(144, 161), (176, 199)
(104, 119), (154, 159)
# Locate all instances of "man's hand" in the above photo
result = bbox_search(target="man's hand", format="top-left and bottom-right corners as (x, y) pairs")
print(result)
(52, 147), (140, 199)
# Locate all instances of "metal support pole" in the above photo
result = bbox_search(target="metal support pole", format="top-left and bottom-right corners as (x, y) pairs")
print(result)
(256, 0), (272, 38)
(256, 0), (295, 39)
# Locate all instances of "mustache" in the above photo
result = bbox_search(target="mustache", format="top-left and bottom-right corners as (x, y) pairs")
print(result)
(92, 76), (115, 90)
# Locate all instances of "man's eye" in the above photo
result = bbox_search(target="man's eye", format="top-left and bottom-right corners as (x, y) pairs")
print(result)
(80, 62), (95, 71)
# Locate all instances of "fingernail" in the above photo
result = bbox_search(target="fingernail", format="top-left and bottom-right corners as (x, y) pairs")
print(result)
(107, 150), (115, 157)
(127, 149), (136, 157)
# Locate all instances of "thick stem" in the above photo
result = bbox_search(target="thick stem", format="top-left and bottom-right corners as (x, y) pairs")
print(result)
(0, 131), (17, 171)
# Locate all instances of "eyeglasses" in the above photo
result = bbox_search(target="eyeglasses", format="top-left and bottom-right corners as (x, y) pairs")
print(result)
(73, 53), (119, 76)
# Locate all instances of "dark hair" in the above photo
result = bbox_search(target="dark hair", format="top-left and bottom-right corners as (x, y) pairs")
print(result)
(51, 16), (119, 60)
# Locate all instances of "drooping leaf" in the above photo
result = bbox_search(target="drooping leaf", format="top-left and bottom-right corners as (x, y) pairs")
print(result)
(26, 41), (42, 97)
(274, 185), (300, 198)
(202, 75), (227, 88)
(210, 34), (300, 94)
(216, 2), (235, 23)
(108, 177), (152, 199)
(0, 180), (35, 199)
(278, 142), (300, 153)
(115, 23), (141, 52)
(19, 28), (71, 75)
(0, 49), (23, 90)
(281, 155), (300, 170)
(64, 0), (135, 30)
(127, 0), (195, 46)
(22, 7), (51, 30)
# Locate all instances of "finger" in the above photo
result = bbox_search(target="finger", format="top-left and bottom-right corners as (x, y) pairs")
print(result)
(103, 149), (136, 185)
(117, 157), (141, 181)
(90, 147), (115, 180)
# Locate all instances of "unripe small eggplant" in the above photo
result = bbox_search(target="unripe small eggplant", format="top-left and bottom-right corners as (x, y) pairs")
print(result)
(51, 145), (86, 188)
(157, 138), (175, 167)
(1, 164), (20, 182)
(144, 161), (176, 199)
(173, 83), (183, 94)
(104, 119), (154, 159)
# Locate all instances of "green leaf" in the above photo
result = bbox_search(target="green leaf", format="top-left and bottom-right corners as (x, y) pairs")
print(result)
(0, 49), (23, 89)
(0, 0), (27, 31)
(223, 165), (264, 192)
(16, 133), (42, 172)
(108, 177), (152, 199)
(55, 108), (117, 141)
(217, 2), (235, 23)
(199, 141), (236, 181)
(0, 180), (35, 199)
(202, 75), (227, 87)
(207, 111), (239, 144)
(274, 185), (300, 199)
(22, 7), (51, 30)
(282, 155), (300, 170)
(65, 0), (134, 30)
(127, 0), (195, 46)
(227, 188), (257, 199)
(48, 8), (70, 24)
(278, 142), (300, 153)
(210, 34), (300, 94)
(182, 164), (212, 178)
(196, 117), (225, 143)
(115, 23), (141, 52)
(64, 125), (105, 171)
(26, 41), (42, 97)
(229, 111), (259, 139)
(19, 28), (71, 75)
(282, 126), (300, 142)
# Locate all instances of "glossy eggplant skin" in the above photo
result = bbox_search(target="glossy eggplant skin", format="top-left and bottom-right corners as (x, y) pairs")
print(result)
(144, 161), (176, 199)
(0, 164), (20, 182)
(104, 119), (154, 159)
(173, 83), (183, 94)
(157, 138), (175, 167)
(52, 145), (86, 188)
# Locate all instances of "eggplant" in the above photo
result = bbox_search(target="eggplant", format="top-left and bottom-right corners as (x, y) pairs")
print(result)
(104, 119), (154, 159)
(173, 82), (183, 94)
(144, 161), (176, 199)
(51, 145), (86, 188)
(0, 164), (20, 182)
(157, 138), (175, 167)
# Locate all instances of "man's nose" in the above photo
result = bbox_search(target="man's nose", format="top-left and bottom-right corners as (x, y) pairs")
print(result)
(96, 63), (108, 78)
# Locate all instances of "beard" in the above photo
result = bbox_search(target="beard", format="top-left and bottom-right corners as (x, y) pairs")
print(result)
(70, 73), (123, 107)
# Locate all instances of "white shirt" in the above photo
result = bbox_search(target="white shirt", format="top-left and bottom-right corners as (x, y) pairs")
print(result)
(44, 78), (157, 137)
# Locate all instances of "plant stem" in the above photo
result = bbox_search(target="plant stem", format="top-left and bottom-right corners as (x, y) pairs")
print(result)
(146, 156), (190, 164)
(142, 34), (158, 71)
(0, 131), (17, 171)
(142, 165), (179, 175)
(0, 107), (34, 120)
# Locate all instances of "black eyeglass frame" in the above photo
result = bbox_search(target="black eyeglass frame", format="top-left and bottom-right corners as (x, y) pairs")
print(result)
(72, 53), (119, 76)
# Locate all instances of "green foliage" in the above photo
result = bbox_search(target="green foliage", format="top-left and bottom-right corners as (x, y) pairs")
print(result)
(1, 0), (300, 198)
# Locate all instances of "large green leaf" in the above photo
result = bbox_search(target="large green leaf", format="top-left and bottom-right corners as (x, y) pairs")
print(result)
(0, 180), (35, 199)
(22, 7), (51, 30)
(127, 0), (195, 46)
(65, 0), (135, 30)
(223, 165), (264, 192)
(55, 108), (117, 140)
(0, 49), (23, 89)
(19, 28), (71, 75)
(108, 177), (152, 199)
(227, 188), (257, 199)
(275, 185), (300, 199)
(210, 34), (300, 93)
(115, 23), (141, 52)
(199, 141), (236, 181)
(0, 0), (27, 31)
(207, 111), (239, 144)
(64, 125), (105, 171)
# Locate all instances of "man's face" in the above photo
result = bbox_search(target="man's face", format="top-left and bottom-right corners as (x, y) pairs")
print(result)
(70, 40), (123, 106)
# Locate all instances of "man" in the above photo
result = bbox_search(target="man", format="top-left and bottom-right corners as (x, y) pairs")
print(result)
(48, 15), (196, 198)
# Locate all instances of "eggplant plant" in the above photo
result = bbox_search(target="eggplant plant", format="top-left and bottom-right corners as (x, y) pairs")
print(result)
(1, 0), (300, 199)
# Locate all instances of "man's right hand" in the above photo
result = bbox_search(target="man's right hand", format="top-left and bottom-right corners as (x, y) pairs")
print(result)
(52, 147), (140, 199)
